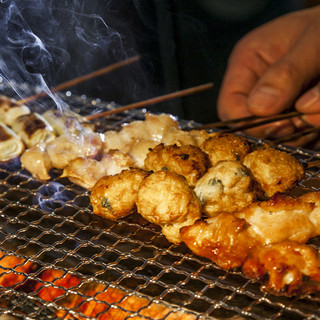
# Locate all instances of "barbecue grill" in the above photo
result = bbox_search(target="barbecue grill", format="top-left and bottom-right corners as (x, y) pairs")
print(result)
(1, 84), (320, 320)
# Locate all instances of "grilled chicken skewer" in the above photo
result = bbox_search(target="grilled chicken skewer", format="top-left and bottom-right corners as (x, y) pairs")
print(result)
(0, 122), (25, 162)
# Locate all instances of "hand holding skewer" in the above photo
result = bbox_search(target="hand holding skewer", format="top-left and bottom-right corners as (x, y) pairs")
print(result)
(218, 5), (320, 147)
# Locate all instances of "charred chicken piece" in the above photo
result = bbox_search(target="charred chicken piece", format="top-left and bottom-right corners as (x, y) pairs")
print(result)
(0, 122), (25, 162)
(136, 170), (202, 244)
(20, 143), (52, 180)
(90, 168), (149, 220)
(181, 213), (259, 270)
(194, 160), (255, 217)
(46, 132), (104, 170)
(243, 145), (304, 197)
(201, 133), (252, 167)
(235, 193), (317, 245)
(11, 112), (56, 148)
(242, 241), (320, 295)
(62, 150), (133, 190)
(144, 143), (210, 187)
(0, 95), (30, 126)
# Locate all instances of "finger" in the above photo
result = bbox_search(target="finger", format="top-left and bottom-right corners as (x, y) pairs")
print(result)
(296, 83), (320, 113)
(218, 42), (269, 121)
(248, 28), (320, 116)
(243, 119), (296, 139)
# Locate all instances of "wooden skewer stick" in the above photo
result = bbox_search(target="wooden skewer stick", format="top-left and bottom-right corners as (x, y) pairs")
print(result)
(18, 55), (140, 104)
(218, 111), (302, 134)
(269, 125), (320, 147)
(86, 82), (214, 121)
(307, 159), (320, 169)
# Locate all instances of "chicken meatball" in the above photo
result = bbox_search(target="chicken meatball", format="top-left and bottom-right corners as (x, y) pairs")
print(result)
(201, 133), (252, 167)
(90, 168), (149, 220)
(243, 146), (304, 197)
(136, 170), (202, 244)
(194, 160), (255, 216)
(144, 144), (210, 187)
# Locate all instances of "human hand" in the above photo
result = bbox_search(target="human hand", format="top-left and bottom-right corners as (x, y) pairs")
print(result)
(218, 5), (320, 146)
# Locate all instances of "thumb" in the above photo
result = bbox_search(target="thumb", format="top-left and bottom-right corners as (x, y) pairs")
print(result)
(247, 29), (320, 117)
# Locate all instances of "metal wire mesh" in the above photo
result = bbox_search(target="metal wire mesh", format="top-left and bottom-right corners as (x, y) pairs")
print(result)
(0, 85), (320, 319)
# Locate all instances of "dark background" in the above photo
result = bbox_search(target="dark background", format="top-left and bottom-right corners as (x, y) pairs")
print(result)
(1, 0), (317, 123)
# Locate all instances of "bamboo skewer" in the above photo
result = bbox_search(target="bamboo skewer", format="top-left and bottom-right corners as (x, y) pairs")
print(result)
(85, 82), (214, 121)
(197, 111), (302, 133)
(18, 55), (140, 104)
(269, 125), (320, 147)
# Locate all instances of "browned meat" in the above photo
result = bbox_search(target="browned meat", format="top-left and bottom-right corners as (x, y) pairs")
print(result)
(194, 160), (255, 216)
(243, 145), (304, 197)
(144, 143), (210, 187)
(181, 213), (260, 270)
(201, 133), (252, 167)
(90, 168), (149, 220)
(242, 241), (320, 295)
(136, 170), (202, 244)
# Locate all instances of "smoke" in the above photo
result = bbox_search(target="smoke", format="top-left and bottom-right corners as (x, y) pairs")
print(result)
(0, 0), (130, 106)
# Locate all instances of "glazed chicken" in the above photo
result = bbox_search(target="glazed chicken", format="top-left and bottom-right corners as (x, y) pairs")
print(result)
(136, 170), (202, 244)
(201, 133), (252, 167)
(194, 160), (255, 216)
(90, 168), (149, 220)
(181, 213), (260, 270)
(242, 241), (320, 295)
(243, 145), (304, 197)
(235, 193), (318, 245)
(144, 144), (210, 187)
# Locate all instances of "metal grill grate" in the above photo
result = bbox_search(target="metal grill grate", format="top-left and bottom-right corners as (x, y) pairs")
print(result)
(0, 87), (320, 319)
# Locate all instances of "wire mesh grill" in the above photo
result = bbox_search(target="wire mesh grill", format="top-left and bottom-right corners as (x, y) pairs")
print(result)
(0, 85), (320, 319)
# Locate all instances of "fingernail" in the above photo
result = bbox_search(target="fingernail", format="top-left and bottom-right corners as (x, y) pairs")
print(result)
(248, 86), (281, 111)
(296, 86), (319, 111)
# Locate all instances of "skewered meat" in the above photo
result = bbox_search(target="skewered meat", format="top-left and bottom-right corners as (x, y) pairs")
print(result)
(299, 191), (320, 231)
(144, 144), (210, 187)
(161, 127), (201, 146)
(0, 94), (30, 126)
(242, 241), (320, 295)
(11, 112), (56, 148)
(194, 160), (255, 216)
(127, 138), (159, 168)
(62, 150), (133, 189)
(104, 113), (179, 154)
(136, 170), (202, 244)
(90, 168), (149, 220)
(243, 145), (304, 197)
(235, 193), (317, 245)
(20, 143), (52, 180)
(0, 122), (25, 162)
(42, 109), (94, 135)
(181, 213), (259, 270)
(46, 132), (104, 169)
(201, 133), (252, 167)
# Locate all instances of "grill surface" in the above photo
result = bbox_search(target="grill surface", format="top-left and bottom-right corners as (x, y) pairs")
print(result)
(1, 83), (320, 319)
